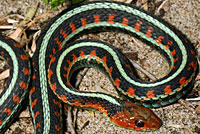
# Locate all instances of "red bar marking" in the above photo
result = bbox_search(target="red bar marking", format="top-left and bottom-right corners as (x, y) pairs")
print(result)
(129, 72), (133, 76)
(53, 99), (61, 107)
(102, 56), (107, 65)
(164, 85), (172, 95)
(81, 18), (88, 27)
(179, 77), (187, 86)
(20, 55), (28, 60)
(173, 57), (179, 63)
(189, 61), (197, 71)
(36, 122), (41, 132)
(60, 29), (68, 39)
(48, 69), (53, 80)
(64, 66), (68, 71)
(146, 90), (155, 98)
(79, 50), (85, 57)
(34, 111), (39, 119)
(69, 22), (76, 33)
(168, 41), (173, 45)
(60, 95), (68, 102)
(134, 21), (143, 31)
(14, 43), (22, 48)
(30, 87), (36, 95)
(171, 65), (176, 70)
(22, 68), (30, 75)
(72, 54), (77, 60)
(19, 81), (27, 90)
(125, 64), (131, 69)
(50, 83), (57, 93)
(55, 125), (61, 132)
(54, 37), (62, 48)
(114, 78), (120, 87)
(145, 27), (153, 37)
(171, 49), (176, 56)
(122, 17), (128, 26)
(90, 50), (96, 56)
(127, 87), (136, 96)
(155, 36), (164, 44)
(2, 108), (12, 116)
(94, 14), (101, 23)
(13, 95), (20, 104)
(67, 60), (72, 66)
(107, 14), (115, 23)
(165, 45), (170, 49)
(54, 111), (61, 118)
(32, 74), (36, 80)
(109, 66), (113, 73)
(32, 98), (38, 108)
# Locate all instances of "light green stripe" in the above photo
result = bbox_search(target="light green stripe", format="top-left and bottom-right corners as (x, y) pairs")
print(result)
(0, 40), (18, 106)
(56, 42), (121, 106)
(0, 40), (18, 128)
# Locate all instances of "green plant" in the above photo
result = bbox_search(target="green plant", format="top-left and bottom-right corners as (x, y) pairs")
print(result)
(43, 0), (85, 9)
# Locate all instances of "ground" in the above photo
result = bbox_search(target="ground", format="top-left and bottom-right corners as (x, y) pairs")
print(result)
(0, 0), (199, 134)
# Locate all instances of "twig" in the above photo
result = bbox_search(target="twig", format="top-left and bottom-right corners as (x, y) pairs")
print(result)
(67, 107), (76, 134)
(29, 30), (41, 57)
(128, 60), (157, 81)
(156, 0), (168, 14)
(0, 25), (17, 30)
(186, 97), (200, 101)
(0, 69), (9, 80)
(75, 68), (90, 88)
(26, 11), (52, 29)
(67, 68), (90, 134)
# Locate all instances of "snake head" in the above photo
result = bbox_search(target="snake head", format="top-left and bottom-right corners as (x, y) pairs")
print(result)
(110, 101), (162, 131)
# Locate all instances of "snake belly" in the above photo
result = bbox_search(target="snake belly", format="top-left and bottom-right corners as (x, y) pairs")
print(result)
(0, 34), (30, 133)
(0, 1), (198, 134)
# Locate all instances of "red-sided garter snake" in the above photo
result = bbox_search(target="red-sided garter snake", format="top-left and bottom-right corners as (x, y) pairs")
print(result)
(0, 1), (198, 133)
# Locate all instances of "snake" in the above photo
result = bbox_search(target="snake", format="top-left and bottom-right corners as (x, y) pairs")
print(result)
(0, 1), (198, 133)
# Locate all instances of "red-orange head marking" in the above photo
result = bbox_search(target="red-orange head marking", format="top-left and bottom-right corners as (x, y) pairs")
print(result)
(110, 102), (161, 131)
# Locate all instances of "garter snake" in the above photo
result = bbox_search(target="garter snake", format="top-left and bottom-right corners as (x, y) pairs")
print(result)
(0, 1), (198, 133)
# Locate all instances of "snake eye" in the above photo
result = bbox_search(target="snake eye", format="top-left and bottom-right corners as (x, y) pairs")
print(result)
(135, 120), (144, 128)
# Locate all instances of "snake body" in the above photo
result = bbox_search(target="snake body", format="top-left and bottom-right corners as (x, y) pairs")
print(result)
(0, 1), (198, 133)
